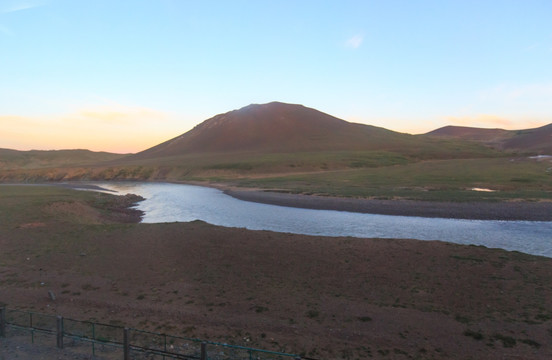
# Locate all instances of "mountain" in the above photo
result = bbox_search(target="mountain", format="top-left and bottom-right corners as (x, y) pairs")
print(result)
(425, 124), (552, 154)
(132, 102), (410, 159)
(131, 102), (493, 161)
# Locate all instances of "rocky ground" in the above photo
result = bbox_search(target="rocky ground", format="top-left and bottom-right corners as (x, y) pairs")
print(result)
(1, 185), (552, 359)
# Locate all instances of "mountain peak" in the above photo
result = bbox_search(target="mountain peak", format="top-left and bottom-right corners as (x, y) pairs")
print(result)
(132, 102), (399, 159)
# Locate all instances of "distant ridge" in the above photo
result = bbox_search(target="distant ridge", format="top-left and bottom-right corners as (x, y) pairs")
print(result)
(131, 102), (418, 159)
(424, 125), (511, 142)
(0, 148), (125, 170)
(501, 123), (552, 154)
(425, 123), (552, 154)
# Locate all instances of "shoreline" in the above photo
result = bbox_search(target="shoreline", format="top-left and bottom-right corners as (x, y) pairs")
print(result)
(223, 188), (552, 221)
(2, 182), (552, 359)
(8, 181), (552, 221)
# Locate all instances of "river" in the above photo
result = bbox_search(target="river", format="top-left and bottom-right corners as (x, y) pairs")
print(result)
(96, 182), (552, 258)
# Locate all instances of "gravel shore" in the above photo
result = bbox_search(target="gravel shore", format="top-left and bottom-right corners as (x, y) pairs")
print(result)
(225, 189), (552, 221)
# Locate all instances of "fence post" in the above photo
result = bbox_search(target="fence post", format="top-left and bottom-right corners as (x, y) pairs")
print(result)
(124, 328), (130, 360)
(0, 307), (6, 338)
(56, 316), (64, 349)
(200, 341), (207, 360)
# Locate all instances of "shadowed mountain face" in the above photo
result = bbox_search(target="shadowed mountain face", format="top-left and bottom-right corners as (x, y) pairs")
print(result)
(132, 102), (421, 159)
(425, 124), (552, 154)
(502, 123), (552, 154)
(425, 126), (512, 142)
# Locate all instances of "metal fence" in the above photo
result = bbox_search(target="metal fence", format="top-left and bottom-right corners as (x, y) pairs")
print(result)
(0, 307), (302, 360)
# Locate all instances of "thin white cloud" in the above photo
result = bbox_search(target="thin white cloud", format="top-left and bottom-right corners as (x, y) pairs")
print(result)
(0, 1), (45, 36)
(0, 1), (43, 14)
(345, 34), (363, 49)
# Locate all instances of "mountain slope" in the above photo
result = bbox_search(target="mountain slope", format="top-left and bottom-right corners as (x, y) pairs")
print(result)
(133, 102), (409, 158)
(131, 102), (493, 161)
(425, 124), (552, 154)
(502, 123), (552, 154)
(424, 126), (511, 142)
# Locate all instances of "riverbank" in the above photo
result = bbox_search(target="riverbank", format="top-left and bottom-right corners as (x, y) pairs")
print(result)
(223, 188), (552, 221)
(20, 180), (552, 221)
(1, 185), (552, 359)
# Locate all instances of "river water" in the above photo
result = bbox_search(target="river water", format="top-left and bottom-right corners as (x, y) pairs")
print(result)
(96, 182), (552, 258)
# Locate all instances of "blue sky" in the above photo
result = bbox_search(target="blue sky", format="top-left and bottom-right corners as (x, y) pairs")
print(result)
(1, 0), (551, 153)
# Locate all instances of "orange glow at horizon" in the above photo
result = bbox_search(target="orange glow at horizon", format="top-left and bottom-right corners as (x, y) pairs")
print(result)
(2, 106), (552, 153)
(0, 106), (185, 154)
(345, 113), (552, 135)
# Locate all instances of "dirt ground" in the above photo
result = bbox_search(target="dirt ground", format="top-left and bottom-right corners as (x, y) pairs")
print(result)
(1, 186), (552, 359)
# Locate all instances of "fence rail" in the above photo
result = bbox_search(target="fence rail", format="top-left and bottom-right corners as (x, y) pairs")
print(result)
(0, 307), (303, 360)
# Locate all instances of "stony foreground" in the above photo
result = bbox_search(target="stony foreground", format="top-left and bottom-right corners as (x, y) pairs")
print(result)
(1, 185), (552, 359)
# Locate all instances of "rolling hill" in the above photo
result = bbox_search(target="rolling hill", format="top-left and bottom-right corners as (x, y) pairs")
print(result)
(425, 123), (552, 154)
(424, 125), (511, 142)
(0, 148), (126, 170)
(502, 123), (552, 154)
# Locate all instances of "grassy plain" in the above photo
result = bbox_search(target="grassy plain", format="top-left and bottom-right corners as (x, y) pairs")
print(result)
(1, 145), (551, 203)
(0, 149), (125, 170)
(223, 157), (552, 202)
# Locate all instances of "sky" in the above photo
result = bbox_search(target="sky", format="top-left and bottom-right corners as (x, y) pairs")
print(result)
(1, 0), (551, 153)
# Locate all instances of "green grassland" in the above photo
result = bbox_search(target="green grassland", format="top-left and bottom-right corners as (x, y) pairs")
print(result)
(0, 185), (124, 227)
(118, 153), (551, 202)
(0, 149), (125, 170)
(218, 157), (552, 202)
(1, 141), (551, 202)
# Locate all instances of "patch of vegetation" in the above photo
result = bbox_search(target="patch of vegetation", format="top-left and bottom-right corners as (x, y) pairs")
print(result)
(377, 349), (390, 356)
(305, 310), (320, 319)
(252, 305), (268, 313)
(493, 333), (516, 348)
(519, 338), (541, 348)
(535, 313), (552, 321)
(394, 348), (408, 355)
(82, 284), (99, 291)
(463, 329), (484, 340)
(450, 255), (484, 263)
(208, 162), (255, 171)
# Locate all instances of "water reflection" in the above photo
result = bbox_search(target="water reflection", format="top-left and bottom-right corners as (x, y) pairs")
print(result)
(96, 182), (552, 258)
